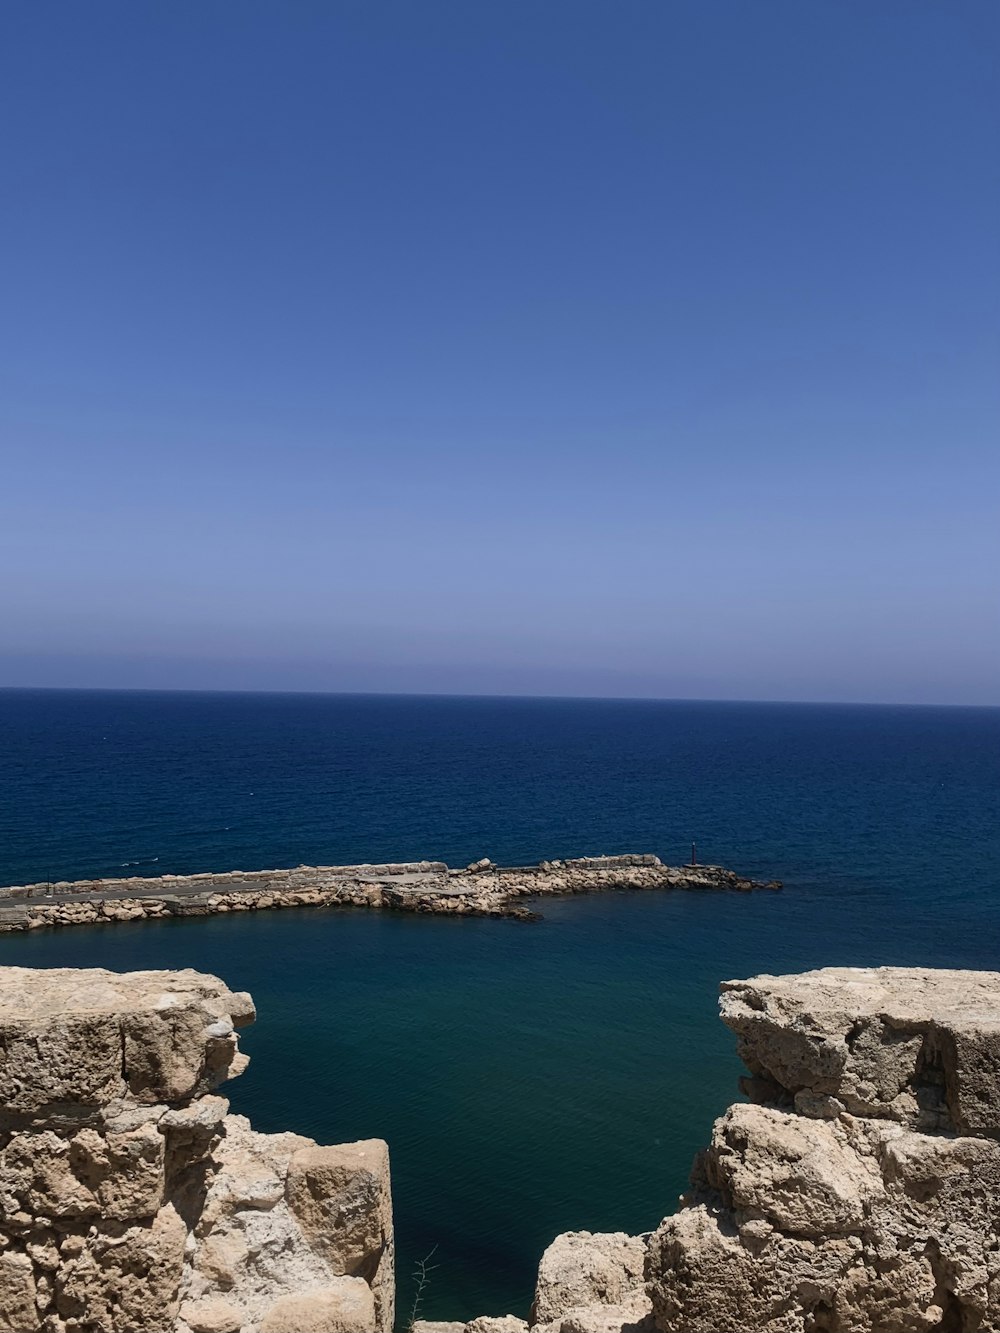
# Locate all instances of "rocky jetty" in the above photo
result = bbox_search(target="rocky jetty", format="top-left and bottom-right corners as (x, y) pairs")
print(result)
(0, 856), (780, 935)
(443, 966), (1000, 1332)
(0, 967), (393, 1333)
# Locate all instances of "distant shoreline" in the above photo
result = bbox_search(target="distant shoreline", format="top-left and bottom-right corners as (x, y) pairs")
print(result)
(0, 854), (782, 934)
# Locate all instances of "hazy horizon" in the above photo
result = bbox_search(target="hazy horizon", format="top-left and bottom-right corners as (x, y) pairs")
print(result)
(3, 3), (998, 707)
(1, 680), (997, 711)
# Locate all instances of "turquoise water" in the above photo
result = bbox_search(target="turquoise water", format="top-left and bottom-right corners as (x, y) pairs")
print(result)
(1, 690), (998, 1323)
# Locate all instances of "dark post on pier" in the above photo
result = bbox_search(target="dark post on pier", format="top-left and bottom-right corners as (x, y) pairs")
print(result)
(690, 842), (697, 867)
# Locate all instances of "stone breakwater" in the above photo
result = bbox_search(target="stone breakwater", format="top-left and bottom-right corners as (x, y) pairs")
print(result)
(426, 966), (1000, 1333)
(0, 966), (393, 1333)
(0, 855), (781, 934)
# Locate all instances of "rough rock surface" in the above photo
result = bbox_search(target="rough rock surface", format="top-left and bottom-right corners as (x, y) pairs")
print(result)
(0, 966), (392, 1333)
(646, 966), (1000, 1331)
(721, 965), (1000, 1133)
(0, 855), (781, 934)
(531, 1232), (652, 1333)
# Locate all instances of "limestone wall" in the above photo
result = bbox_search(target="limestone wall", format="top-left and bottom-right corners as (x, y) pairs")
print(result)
(0, 967), (393, 1333)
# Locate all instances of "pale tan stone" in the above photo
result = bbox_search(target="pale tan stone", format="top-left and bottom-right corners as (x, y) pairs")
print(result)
(0, 1251), (37, 1333)
(0, 1130), (96, 1218)
(721, 965), (1000, 1132)
(469, 1317), (533, 1327)
(286, 1139), (394, 1332)
(54, 1203), (187, 1333)
(700, 1103), (884, 1238)
(0, 966), (391, 1333)
(69, 1122), (165, 1219)
(645, 967), (1000, 1332)
(192, 1229), (249, 1290)
(259, 1278), (376, 1332)
(466, 1320), (529, 1333)
(178, 1295), (244, 1333)
(0, 967), (254, 1118)
(531, 1231), (649, 1331)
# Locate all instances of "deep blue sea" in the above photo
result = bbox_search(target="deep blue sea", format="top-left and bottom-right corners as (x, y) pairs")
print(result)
(1, 689), (998, 1325)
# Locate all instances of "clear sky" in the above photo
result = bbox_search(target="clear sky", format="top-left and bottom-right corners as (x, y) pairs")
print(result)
(2, 2), (998, 704)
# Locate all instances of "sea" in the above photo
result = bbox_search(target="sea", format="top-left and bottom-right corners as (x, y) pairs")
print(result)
(1, 688), (998, 1325)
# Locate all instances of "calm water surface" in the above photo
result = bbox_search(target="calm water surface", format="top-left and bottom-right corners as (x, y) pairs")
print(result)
(1, 690), (998, 1323)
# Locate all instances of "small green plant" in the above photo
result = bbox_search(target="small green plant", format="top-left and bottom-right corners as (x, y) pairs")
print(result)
(407, 1244), (439, 1332)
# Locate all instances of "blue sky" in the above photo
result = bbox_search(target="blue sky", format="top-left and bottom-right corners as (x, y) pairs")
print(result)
(2, 1), (997, 703)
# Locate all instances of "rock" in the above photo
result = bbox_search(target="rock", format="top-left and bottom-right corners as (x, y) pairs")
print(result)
(286, 1140), (394, 1332)
(721, 965), (1000, 1132)
(52, 1202), (188, 1333)
(188, 1115), (393, 1331)
(411, 1323), (467, 1333)
(259, 1278), (377, 1332)
(696, 1103), (883, 1239)
(0, 966), (393, 1333)
(549, 1308), (654, 1333)
(0, 1250), (37, 1333)
(793, 1090), (844, 1119)
(645, 966), (1000, 1332)
(178, 1296), (244, 1333)
(191, 1228), (248, 1291)
(531, 1232), (650, 1331)
(0, 1129), (100, 1218)
(466, 1319), (529, 1333)
(0, 967), (254, 1121)
(0, 855), (780, 934)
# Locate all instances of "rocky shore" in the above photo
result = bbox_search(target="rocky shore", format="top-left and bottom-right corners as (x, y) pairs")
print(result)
(0, 855), (781, 934)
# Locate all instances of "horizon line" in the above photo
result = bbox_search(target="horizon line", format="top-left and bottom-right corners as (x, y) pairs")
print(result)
(1, 684), (997, 711)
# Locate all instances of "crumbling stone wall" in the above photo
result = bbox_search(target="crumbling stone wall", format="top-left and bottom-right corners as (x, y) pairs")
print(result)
(647, 967), (1000, 1331)
(0, 967), (392, 1333)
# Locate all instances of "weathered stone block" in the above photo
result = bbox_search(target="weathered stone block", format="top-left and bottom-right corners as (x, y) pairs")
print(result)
(531, 1231), (649, 1331)
(259, 1278), (377, 1332)
(286, 1138), (394, 1331)
(643, 967), (1000, 1332)
(699, 1104), (883, 1239)
(721, 966), (1000, 1132)
(0, 967), (254, 1121)
(0, 1251), (36, 1333)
